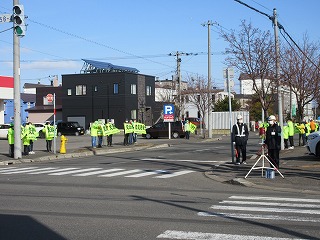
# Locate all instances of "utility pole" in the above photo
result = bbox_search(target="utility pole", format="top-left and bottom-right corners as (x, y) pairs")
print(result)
(202, 20), (214, 138)
(273, 8), (284, 150)
(13, 0), (22, 159)
(169, 51), (195, 120)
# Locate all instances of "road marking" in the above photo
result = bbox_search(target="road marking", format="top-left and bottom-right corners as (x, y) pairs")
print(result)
(125, 170), (167, 178)
(73, 168), (124, 176)
(210, 205), (320, 215)
(141, 158), (220, 163)
(49, 168), (102, 175)
(99, 169), (142, 177)
(154, 170), (195, 178)
(0, 167), (17, 172)
(0, 167), (37, 173)
(1, 167), (55, 174)
(156, 230), (307, 240)
(220, 200), (320, 209)
(29, 168), (79, 175)
(197, 212), (320, 222)
(229, 196), (320, 203)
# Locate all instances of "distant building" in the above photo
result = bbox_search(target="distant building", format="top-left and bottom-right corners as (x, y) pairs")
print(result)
(0, 76), (13, 124)
(61, 59), (155, 129)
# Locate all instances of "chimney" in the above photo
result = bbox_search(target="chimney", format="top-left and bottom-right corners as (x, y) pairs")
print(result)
(53, 75), (59, 87)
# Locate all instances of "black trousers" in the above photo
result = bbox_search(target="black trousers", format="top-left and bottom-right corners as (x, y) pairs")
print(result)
(46, 140), (52, 152)
(235, 144), (247, 163)
(268, 149), (280, 168)
(107, 135), (113, 146)
(289, 136), (294, 147)
(9, 144), (14, 158)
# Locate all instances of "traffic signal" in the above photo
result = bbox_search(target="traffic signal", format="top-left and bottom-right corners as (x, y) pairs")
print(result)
(13, 5), (26, 37)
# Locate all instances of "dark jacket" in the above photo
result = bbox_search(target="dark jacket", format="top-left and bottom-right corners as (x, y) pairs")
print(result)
(265, 123), (282, 149)
(232, 123), (249, 146)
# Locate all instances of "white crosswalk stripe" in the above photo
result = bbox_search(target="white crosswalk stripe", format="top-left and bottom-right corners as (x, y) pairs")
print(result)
(0, 166), (194, 179)
(198, 195), (320, 223)
(157, 230), (307, 240)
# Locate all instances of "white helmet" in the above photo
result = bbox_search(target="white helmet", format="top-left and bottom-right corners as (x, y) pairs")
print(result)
(269, 115), (276, 121)
(237, 115), (243, 120)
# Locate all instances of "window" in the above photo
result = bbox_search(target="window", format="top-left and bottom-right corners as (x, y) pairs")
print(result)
(43, 96), (53, 105)
(146, 86), (152, 96)
(131, 109), (137, 120)
(131, 84), (136, 95)
(67, 89), (72, 96)
(113, 83), (119, 94)
(76, 85), (87, 95)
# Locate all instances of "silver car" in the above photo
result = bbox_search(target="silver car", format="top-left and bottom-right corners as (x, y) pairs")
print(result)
(0, 124), (10, 139)
(306, 131), (320, 157)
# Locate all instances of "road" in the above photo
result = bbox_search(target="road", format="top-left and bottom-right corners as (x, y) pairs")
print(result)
(0, 137), (319, 239)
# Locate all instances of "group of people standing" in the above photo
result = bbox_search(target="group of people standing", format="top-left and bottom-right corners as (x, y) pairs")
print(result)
(8, 121), (55, 157)
(90, 120), (120, 148)
(232, 114), (282, 169)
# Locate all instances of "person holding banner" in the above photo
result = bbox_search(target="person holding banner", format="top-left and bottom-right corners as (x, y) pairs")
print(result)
(123, 120), (134, 146)
(106, 121), (120, 147)
(42, 121), (55, 152)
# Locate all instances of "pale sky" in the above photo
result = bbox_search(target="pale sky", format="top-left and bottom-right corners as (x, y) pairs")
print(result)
(1, 0), (319, 92)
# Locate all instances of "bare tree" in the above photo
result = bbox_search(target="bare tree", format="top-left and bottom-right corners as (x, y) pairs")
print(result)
(185, 75), (211, 131)
(221, 20), (277, 118)
(281, 34), (320, 121)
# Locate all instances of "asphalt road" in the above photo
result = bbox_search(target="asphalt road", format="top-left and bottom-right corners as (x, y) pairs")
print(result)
(0, 135), (319, 239)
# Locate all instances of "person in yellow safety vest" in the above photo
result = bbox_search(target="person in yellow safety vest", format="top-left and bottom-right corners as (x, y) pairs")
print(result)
(8, 123), (14, 158)
(283, 122), (289, 149)
(90, 121), (99, 148)
(21, 125), (30, 155)
(287, 118), (295, 149)
(42, 121), (55, 152)
(184, 120), (190, 140)
(26, 122), (38, 154)
(315, 121), (319, 132)
(106, 121), (114, 147)
(296, 121), (306, 146)
(132, 119), (137, 144)
(97, 122), (104, 148)
(305, 120), (311, 137)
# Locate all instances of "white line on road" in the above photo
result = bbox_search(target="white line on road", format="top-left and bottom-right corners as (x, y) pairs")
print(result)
(221, 200), (320, 209)
(229, 196), (320, 203)
(48, 168), (102, 176)
(210, 205), (320, 215)
(0, 167), (17, 172)
(73, 168), (124, 176)
(98, 169), (142, 177)
(141, 158), (221, 163)
(153, 170), (195, 178)
(125, 170), (166, 178)
(1, 167), (56, 174)
(29, 168), (79, 175)
(157, 230), (307, 240)
(197, 212), (320, 222)
(0, 167), (38, 173)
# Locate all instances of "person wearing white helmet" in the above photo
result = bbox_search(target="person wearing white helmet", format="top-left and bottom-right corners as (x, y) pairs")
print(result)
(265, 115), (282, 168)
(232, 114), (249, 165)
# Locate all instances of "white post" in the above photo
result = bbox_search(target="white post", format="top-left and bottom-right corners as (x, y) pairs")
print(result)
(53, 93), (56, 154)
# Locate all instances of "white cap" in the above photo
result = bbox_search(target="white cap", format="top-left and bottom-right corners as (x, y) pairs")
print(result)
(237, 115), (243, 120)
(269, 115), (276, 120)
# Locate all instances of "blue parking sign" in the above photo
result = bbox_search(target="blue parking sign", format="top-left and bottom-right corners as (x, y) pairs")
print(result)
(164, 104), (174, 114)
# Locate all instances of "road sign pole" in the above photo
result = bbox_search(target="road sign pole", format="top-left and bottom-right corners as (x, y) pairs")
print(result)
(53, 93), (56, 154)
(168, 122), (171, 140)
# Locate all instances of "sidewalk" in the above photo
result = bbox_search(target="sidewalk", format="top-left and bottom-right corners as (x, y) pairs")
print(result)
(205, 144), (320, 195)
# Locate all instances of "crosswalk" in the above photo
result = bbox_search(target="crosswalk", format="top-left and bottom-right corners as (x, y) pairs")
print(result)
(197, 195), (320, 223)
(0, 166), (194, 179)
(157, 195), (319, 239)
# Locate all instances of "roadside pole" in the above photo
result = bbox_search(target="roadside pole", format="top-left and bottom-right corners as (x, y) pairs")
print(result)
(53, 93), (56, 154)
(13, 0), (22, 159)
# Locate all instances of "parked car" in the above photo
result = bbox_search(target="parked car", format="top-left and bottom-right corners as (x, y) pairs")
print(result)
(144, 121), (185, 139)
(56, 121), (85, 136)
(306, 131), (320, 157)
(0, 124), (10, 139)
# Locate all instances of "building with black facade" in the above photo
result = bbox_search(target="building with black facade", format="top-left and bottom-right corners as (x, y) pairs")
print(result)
(61, 59), (155, 129)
